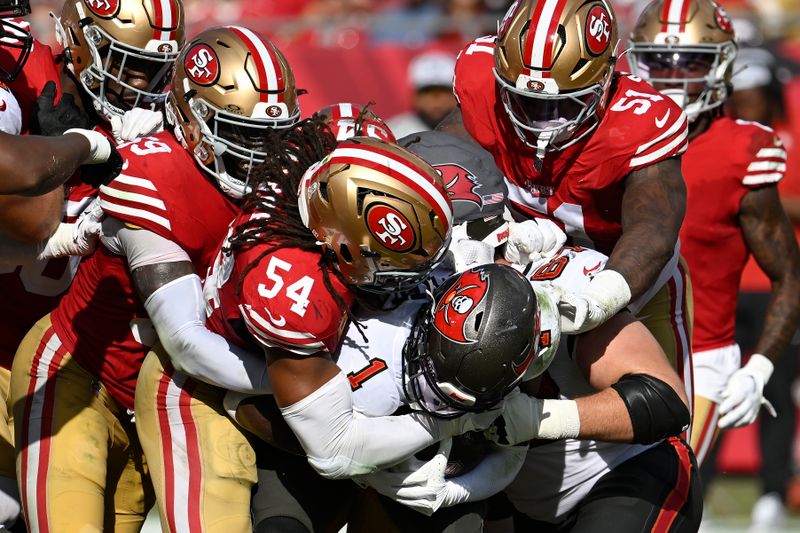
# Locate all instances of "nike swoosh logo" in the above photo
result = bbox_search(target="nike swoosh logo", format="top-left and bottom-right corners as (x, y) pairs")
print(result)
(583, 261), (603, 276)
(655, 109), (670, 128)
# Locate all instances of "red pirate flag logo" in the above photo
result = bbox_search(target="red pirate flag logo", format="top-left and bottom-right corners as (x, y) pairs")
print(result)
(437, 164), (483, 207)
(433, 268), (489, 344)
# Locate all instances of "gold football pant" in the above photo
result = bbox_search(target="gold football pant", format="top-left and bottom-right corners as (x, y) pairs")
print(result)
(10, 314), (154, 533)
(0, 365), (14, 480)
(633, 258), (695, 443)
(135, 345), (257, 533)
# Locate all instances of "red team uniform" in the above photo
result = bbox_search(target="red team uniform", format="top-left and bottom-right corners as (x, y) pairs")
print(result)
(679, 117), (787, 461)
(135, 212), (353, 532)
(10, 131), (237, 531)
(454, 36), (695, 410)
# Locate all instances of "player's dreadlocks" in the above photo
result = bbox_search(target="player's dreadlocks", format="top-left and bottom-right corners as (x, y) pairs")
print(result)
(224, 115), (357, 321)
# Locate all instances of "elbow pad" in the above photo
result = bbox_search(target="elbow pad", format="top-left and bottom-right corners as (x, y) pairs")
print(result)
(610, 374), (689, 444)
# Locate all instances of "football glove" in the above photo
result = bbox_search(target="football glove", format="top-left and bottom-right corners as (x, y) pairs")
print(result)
(110, 108), (164, 143)
(718, 353), (777, 429)
(36, 81), (92, 136)
(504, 218), (566, 265)
(557, 269), (631, 334)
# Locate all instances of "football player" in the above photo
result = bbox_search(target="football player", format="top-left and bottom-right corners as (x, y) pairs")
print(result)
(317, 101), (397, 143)
(440, 0), (694, 414)
(7, 23), (311, 532)
(628, 0), (800, 465)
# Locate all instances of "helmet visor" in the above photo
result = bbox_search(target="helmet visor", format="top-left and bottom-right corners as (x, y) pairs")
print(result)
(633, 51), (716, 83)
(501, 89), (600, 131)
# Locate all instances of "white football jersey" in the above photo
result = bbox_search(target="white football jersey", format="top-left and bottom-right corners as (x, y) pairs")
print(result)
(507, 246), (655, 522)
(0, 86), (21, 135)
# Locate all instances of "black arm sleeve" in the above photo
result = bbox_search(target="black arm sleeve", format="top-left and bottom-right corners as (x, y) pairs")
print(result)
(610, 374), (690, 444)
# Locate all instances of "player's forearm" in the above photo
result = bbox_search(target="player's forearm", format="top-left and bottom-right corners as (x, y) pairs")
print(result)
(609, 158), (685, 301)
(0, 188), (64, 243)
(754, 274), (800, 361)
(0, 132), (90, 196)
(574, 388), (634, 442)
(280, 372), (467, 479)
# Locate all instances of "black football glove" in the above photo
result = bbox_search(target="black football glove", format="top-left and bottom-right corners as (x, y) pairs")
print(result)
(36, 81), (93, 136)
(79, 144), (123, 188)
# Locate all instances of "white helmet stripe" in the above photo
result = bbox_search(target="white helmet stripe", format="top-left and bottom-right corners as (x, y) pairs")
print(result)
(529, 0), (567, 71)
(227, 25), (280, 104)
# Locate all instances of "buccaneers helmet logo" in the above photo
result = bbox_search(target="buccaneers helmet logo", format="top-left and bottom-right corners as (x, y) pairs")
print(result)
(586, 5), (612, 56)
(433, 269), (489, 344)
(85, 0), (120, 18)
(438, 164), (483, 207)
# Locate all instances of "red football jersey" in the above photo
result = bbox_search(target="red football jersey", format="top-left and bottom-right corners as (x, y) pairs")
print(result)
(680, 117), (786, 352)
(0, 25), (62, 133)
(454, 37), (688, 254)
(50, 132), (238, 410)
(205, 213), (354, 356)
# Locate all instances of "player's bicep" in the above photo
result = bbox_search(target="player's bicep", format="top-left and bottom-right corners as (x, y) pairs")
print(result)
(574, 313), (687, 406)
(265, 346), (339, 407)
(740, 185), (800, 282)
(0, 188), (63, 242)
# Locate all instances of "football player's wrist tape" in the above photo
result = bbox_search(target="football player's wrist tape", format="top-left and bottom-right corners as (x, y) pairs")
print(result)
(144, 274), (272, 394)
(281, 372), (464, 480)
(560, 269), (631, 334)
(64, 128), (111, 165)
(487, 391), (580, 445)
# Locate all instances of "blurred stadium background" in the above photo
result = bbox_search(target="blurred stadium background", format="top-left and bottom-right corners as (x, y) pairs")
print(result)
(21, 0), (800, 530)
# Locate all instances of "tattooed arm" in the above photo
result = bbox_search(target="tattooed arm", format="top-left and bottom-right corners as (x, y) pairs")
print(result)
(740, 185), (800, 361)
(606, 156), (686, 301)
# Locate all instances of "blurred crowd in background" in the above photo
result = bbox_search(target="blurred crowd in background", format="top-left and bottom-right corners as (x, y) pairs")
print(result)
(18, 0), (800, 529)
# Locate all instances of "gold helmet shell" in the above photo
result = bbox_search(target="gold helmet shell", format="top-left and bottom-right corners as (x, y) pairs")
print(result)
(298, 137), (452, 292)
(494, 0), (619, 154)
(167, 26), (300, 199)
(55, 0), (184, 120)
(629, 0), (737, 120)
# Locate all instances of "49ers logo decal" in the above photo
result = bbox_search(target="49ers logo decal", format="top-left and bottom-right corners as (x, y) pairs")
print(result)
(433, 268), (489, 344)
(714, 6), (733, 33)
(185, 43), (220, 86)
(585, 4), (612, 56)
(366, 204), (416, 252)
(85, 0), (120, 18)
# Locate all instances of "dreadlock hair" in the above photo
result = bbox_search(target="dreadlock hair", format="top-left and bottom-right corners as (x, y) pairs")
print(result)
(224, 115), (358, 324)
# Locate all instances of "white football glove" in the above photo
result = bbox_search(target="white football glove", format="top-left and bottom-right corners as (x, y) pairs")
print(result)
(38, 198), (104, 260)
(445, 223), (496, 273)
(504, 219), (566, 265)
(484, 389), (580, 446)
(359, 439), (459, 516)
(110, 108), (164, 143)
(718, 353), (777, 429)
(557, 269), (631, 335)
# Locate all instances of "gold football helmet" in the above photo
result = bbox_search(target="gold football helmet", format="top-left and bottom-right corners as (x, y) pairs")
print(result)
(317, 102), (397, 143)
(167, 26), (300, 199)
(494, 0), (619, 158)
(629, 0), (736, 121)
(298, 137), (452, 292)
(54, 0), (184, 120)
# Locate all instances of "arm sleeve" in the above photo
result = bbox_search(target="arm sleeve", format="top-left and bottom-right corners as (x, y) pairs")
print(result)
(143, 274), (272, 394)
(101, 216), (190, 269)
(280, 372), (463, 479)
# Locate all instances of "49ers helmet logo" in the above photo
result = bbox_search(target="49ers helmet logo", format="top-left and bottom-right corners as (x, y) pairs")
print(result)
(714, 5), (733, 33)
(366, 204), (416, 252)
(185, 44), (220, 86)
(85, 0), (120, 18)
(585, 4), (612, 56)
(433, 269), (489, 344)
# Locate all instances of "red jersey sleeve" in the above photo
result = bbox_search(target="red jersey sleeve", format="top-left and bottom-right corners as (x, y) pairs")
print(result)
(734, 119), (786, 188)
(237, 247), (353, 356)
(453, 36), (500, 150)
(601, 74), (689, 175)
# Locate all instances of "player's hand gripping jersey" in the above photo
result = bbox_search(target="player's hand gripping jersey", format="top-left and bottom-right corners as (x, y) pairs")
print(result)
(49, 131), (237, 409)
(681, 118), (786, 351)
(455, 37), (688, 254)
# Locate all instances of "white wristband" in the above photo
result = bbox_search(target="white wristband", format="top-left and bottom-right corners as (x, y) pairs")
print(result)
(586, 269), (632, 315)
(64, 128), (111, 164)
(538, 399), (581, 440)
